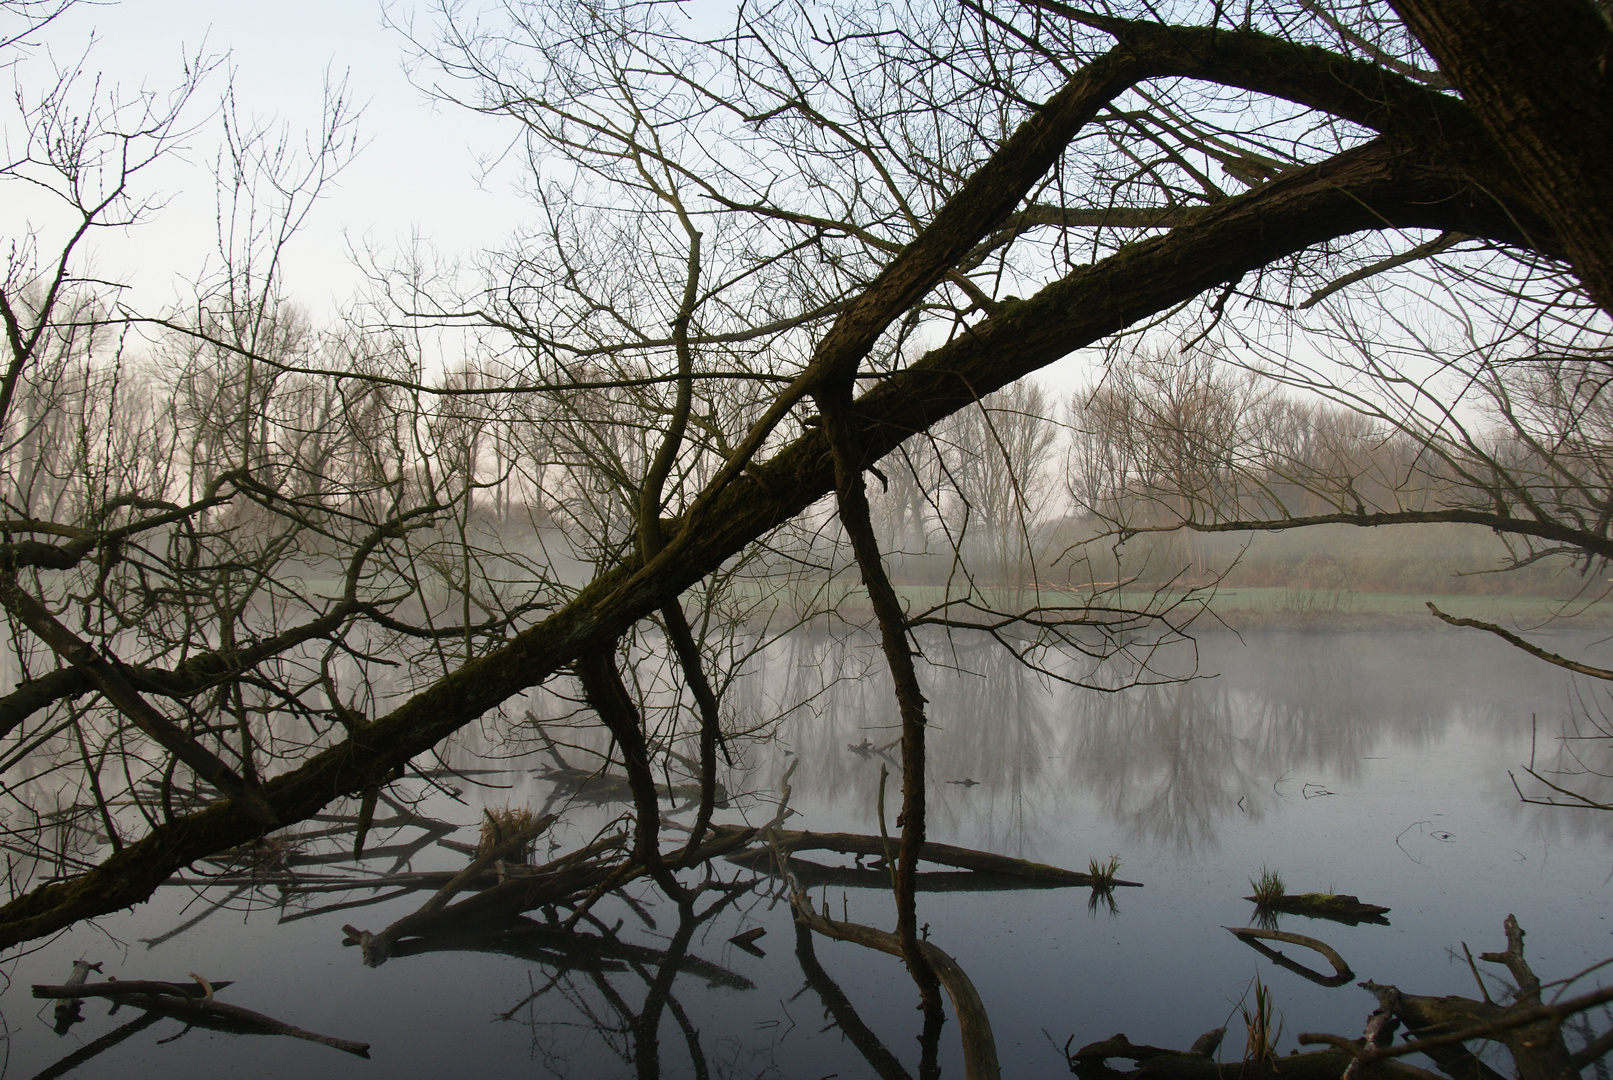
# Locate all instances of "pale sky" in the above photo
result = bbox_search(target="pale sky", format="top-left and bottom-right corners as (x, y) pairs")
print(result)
(6, 0), (531, 318)
(0, 0), (1119, 397)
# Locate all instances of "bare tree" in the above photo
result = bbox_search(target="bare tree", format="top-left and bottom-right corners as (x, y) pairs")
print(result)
(4, 0), (1613, 1066)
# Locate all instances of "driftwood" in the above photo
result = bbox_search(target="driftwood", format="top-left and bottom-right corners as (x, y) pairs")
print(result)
(35, 978), (235, 1000)
(1248, 893), (1390, 925)
(1065, 1039), (1425, 1080)
(1226, 926), (1355, 987)
(50, 959), (100, 1033)
(32, 975), (368, 1057)
(729, 850), (1107, 892)
(370, 911), (756, 989)
(1294, 917), (1613, 1080)
(343, 814), (553, 965)
(719, 826), (1141, 887)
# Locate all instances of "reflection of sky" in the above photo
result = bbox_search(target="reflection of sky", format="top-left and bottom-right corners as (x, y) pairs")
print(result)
(757, 628), (1613, 858)
(8, 628), (1612, 1079)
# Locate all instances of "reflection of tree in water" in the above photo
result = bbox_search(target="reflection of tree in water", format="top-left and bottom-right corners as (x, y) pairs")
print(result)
(1494, 677), (1613, 849)
(753, 629), (1584, 856)
(484, 885), (753, 1080)
(1068, 679), (1259, 853)
(923, 639), (1060, 848)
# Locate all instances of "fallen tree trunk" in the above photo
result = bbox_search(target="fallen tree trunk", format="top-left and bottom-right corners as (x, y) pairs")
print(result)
(732, 852), (1100, 892)
(32, 976), (368, 1058)
(1066, 1036), (1425, 1080)
(719, 826), (1142, 887)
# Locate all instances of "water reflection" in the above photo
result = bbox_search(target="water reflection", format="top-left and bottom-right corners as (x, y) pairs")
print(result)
(8, 629), (1613, 1080)
(763, 629), (1606, 855)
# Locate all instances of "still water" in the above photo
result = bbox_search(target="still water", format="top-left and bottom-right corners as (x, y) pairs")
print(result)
(3, 628), (1611, 1078)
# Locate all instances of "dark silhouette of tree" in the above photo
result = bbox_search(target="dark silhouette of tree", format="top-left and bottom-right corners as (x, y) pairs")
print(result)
(1, 6), (1611, 1056)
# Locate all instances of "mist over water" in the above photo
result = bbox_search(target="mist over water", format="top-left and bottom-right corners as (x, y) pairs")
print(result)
(5, 627), (1610, 1079)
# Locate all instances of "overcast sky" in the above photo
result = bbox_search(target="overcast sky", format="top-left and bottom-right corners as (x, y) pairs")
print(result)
(2, 0), (1126, 395)
(6, 0), (531, 318)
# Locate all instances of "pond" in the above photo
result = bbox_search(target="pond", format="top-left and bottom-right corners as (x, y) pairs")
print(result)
(5, 628), (1612, 1079)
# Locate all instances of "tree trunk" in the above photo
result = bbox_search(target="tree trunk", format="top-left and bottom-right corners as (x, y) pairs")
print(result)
(1393, 0), (1613, 315)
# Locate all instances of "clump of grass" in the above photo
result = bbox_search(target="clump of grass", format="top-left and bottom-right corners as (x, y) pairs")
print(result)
(1240, 975), (1283, 1064)
(478, 805), (537, 864)
(1249, 866), (1285, 906)
(1087, 856), (1122, 916)
(1088, 855), (1121, 889)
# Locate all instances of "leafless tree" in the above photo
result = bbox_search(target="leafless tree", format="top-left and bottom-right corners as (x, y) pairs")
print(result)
(5, 0), (1613, 1067)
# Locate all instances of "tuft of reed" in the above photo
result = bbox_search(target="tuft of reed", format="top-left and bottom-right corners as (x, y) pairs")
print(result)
(1249, 866), (1285, 906)
(1086, 856), (1122, 915)
(478, 805), (537, 864)
(1240, 975), (1283, 1064)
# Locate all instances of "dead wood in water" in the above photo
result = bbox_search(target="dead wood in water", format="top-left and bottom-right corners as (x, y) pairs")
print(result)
(35, 977), (235, 1000)
(732, 851), (1101, 892)
(1248, 893), (1390, 925)
(338, 815), (785, 964)
(794, 919), (916, 1080)
(50, 959), (99, 1034)
(1062, 917), (1613, 1080)
(342, 814), (553, 965)
(716, 825), (1141, 887)
(1226, 926), (1354, 986)
(32, 1011), (166, 1080)
(374, 910), (756, 990)
(1064, 1037), (1425, 1080)
(32, 975), (368, 1057)
(1322, 916), (1582, 1080)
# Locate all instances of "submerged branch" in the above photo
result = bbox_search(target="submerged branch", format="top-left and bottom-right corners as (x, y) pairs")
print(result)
(32, 977), (368, 1057)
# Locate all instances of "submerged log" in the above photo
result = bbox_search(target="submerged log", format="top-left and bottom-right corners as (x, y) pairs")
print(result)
(35, 977), (235, 1000)
(1066, 1039), (1425, 1080)
(717, 825), (1141, 887)
(728, 851), (1103, 892)
(1069, 1031), (1223, 1065)
(32, 976), (367, 1057)
(1247, 893), (1389, 925)
(1226, 927), (1354, 987)
(343, 815), (553, 965)
(369, 913), (756, 990)
(50, 959), (100, 1034)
